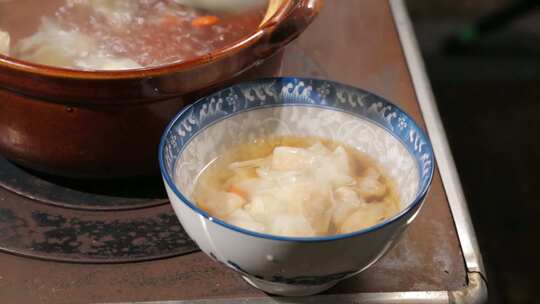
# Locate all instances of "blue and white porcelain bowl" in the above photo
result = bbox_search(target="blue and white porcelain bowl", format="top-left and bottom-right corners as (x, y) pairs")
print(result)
(159, 78), (435, 296)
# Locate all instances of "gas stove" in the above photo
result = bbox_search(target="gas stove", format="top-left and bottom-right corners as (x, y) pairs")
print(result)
(0, 4), (475, 301)
(0, 154), (197, 263)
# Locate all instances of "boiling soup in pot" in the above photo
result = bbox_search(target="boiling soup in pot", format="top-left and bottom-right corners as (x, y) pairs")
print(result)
(0, 0), (269, 70)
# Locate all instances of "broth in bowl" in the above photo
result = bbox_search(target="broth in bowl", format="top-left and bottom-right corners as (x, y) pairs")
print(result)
(0, 0), (269, 70)
(191, 136), (401, 237)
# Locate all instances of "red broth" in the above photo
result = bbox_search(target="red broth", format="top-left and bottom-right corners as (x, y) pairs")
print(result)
(0, 0), (267, 70)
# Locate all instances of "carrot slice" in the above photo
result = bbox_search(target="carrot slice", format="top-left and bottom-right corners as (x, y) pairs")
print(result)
(191, 15), (220, 27)
(227, 185), (247, 199)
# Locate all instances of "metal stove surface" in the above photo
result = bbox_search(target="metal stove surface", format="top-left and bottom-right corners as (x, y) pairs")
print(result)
(0, 155), (197, 263)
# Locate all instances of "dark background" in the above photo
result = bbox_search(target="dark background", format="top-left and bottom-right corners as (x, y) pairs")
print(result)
(408, 0), (540, 303)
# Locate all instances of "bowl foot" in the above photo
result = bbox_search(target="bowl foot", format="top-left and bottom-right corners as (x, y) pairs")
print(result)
(242, 275), (338, 296)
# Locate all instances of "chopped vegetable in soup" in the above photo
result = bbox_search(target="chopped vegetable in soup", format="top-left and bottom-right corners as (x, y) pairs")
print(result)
(191, 136), (401, 237)
(0, 0), (268, 70)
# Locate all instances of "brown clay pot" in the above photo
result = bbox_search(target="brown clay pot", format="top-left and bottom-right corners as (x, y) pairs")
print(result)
(0, 0), (323, 178)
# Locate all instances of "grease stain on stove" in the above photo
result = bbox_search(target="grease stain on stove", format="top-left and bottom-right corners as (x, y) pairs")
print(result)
(47, 212), (174, 255)
(0, 202), (199, 262)
(0, 157), (198, 263)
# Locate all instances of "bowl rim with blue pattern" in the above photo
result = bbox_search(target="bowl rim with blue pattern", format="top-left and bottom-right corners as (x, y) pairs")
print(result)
(159, 77), (435, 243)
